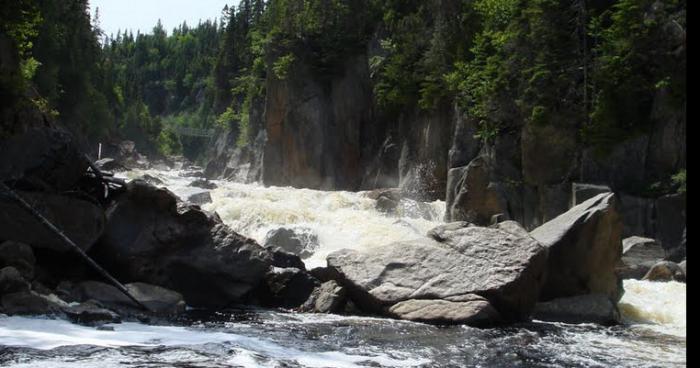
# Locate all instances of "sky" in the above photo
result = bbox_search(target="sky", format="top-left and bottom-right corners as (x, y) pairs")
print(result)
(89, 0), (239, 38)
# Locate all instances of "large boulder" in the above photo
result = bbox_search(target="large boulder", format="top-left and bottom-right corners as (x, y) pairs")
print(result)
(262, 267), (318, 308)
(93, 180), (272, 308)
(531, 193), (623, 302)
(327, 221), (548, 325)
(0, 191), (105, 252)
(617, 237), (665, 280)
(0, 126), (89, 191)
(264, 227), (319, 259)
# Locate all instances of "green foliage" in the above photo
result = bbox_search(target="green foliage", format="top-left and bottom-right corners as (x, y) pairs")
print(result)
(272, 53), (295, 80)
(672, 169), (686, 194)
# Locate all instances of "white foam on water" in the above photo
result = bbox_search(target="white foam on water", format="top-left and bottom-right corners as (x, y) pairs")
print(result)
(0, 316), (428, 367)
(619, 279), (686, 337)
(202, 181), (445, 269)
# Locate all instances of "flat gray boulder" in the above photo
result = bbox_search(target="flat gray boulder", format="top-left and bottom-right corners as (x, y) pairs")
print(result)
(531, 193), (623, 302)
(388, 295), (501, 326)
(327, 221), (548, 325)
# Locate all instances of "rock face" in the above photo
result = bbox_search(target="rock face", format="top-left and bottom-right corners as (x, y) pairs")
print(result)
(0, 191), (105, 252)
(327, 221), (548, 325)
(93, 180), (272, 308)
(445, 156), (509, 225)
(531, 193), (623, 302)
(262, 53), (370, 190)
(617, 237), (665, 280)
(533, 294), (621, 325)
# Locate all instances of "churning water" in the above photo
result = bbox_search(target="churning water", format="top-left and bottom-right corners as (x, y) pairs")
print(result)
(0, 168), (685, 367)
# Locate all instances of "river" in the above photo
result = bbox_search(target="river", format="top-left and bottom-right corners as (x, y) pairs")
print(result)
(0, 168), (686, 367)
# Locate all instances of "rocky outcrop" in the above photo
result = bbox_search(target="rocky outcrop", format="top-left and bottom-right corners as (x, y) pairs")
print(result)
(0, 191), (105, 252)
(327, 221), (548, 325)
(531, 193), (623, 302)
(92, 180), (272, 308)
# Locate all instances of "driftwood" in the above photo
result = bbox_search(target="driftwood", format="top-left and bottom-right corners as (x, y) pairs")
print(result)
(0, 181), (151, 312)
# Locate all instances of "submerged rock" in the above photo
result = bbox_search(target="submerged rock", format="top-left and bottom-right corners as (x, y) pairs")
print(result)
(72, 280), (185, 315)
(93, 180), (272, 308)
(190, 179), (217, 190)
(63, 301), (122, 326)
(531, 193), (623, 302)
(327, 221), (548, 325)
(186, 191), (212, 205)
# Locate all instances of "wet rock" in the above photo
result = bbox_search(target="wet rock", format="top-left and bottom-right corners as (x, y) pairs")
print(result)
(264, 227), (319, 259)
(63, 301), (122, 326)
(95, 158), (125, 172)
(678, 260), (686, 276)
(617, 237), (665, 280)
(327, 221), (548, 325)
(269, 249), (306, 270)
(190, 179), (217, 190)
(263, 267), (319, 308)
(531, 193), (623, 302)
(643, 261), (685, 282)
(389, 296), (502, 326)
(0, 191), (105, 252)
(570, 183), (612, 207)
(0, 267), (30, 294)
(301, 280), (347, 313)
(0, 241), (35, 279)
(186, 191), (212, 205)
(1, 291), (65, 315)
(533, 294), (621, 325)
(93, 181), (271, 308)
(309, 267), (340, 283)
(73, 280), (186, 315)
(136, 174), (164, 186)
(125, 282), (186, 314)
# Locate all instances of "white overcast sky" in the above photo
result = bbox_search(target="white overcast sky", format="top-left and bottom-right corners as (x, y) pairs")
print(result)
(89, 0), (239, 37)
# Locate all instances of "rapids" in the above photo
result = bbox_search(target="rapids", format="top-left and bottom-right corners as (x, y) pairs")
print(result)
(0, 168), (686, 367)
